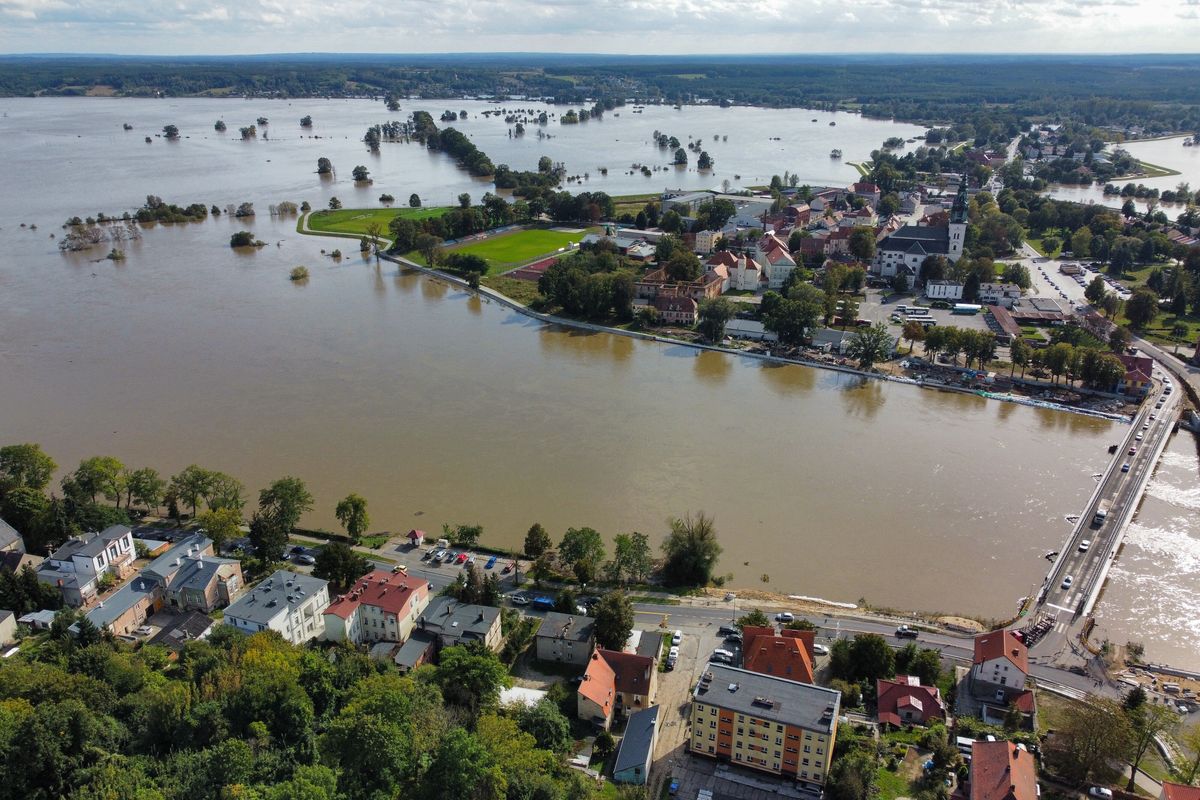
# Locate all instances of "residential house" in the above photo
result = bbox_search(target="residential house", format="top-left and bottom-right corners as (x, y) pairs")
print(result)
(1160, 782), (1200, 800)
(577, 648), (658, 730)
(809, 329), (852, 354)
(0, 518), (24, 554)
(613, 705), (660, 785)
(755, 234), (798, 288)
(17, 609), (57, 630)
(634, 630), (664, 661)
(413, 595), (502, 652)
(1116, 353), (1154, 397)
(323, 569), (431, 645)
(148, 610), (215, 652)
(850, 181), (882, 206)
(971, 630), (1029, 702)
(37, 525), (137, 607)
(695, 230), (722, 255)
(741, 625), (815, 684)
(535, 612), (596, 666)
(141, 533), (242, 613)
(223, 570), (331, 645)
(965, 741), (1038, 800)
(925, 280), (964, 301)
(407, 529), (426, 547)
(84, 575), (158, 636)
(689, 664), (840, 792)
(978, 283), (1023, 308)
(0, 518), (41, 575)
(661, 190), (715, 216)
(0, 610), (16, 646)
(653, 294), (699, 325)
(728, 253), (767, 292)
(876, 675), (947, 727)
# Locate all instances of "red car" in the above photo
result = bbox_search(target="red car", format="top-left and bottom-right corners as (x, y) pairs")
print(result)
(455, 552), (468, 564)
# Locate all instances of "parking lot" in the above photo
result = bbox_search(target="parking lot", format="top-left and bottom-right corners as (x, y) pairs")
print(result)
(859, 288), (993, 334)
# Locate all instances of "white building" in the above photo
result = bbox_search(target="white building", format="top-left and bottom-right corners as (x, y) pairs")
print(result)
(925, 280), (964, 301)
(755, 234), (798, 289)
(873, 181), (968, 287)
(730, 254), (766, 292)
(37, 525), (137, 607)
(224, 570), (330, 645)
(322, 569), (431, 645)
(978, 283), (1022, 308)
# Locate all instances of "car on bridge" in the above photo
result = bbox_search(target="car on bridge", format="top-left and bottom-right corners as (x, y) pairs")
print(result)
(896, 625), (919, 639)
(1061, 575), (1074, 590)
(1078, 540), (1091, 552)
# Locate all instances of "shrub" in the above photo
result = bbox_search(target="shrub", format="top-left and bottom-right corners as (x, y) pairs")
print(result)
(290, 266), (310, 281)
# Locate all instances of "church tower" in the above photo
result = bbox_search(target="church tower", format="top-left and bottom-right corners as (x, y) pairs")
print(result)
(948, 176), (969, 261)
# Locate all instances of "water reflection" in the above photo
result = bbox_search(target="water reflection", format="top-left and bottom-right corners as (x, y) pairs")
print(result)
(420, 278), (449, 300)
(839, 375), (885, 420)
(693, 350), (732, 384)
(758, 360), (816, 396)
(465, 295), (482, 316)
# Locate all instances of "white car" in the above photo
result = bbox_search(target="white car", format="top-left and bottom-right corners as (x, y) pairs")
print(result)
(135, 625), (154, 636)
(1062, 575), (1074, 590)
(812, 643), (830, 656)
(668, 646), (680, 659)
(775, 612), (795, 623)
(672, 630), (682, 646)
(1088, 788), (1113, 800)
(1078, 540), (1091, 552)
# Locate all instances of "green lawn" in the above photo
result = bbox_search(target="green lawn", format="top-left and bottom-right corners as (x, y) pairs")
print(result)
(479, 274), (542, 306)
(306, 206), (449, 237)
(449, 227), (591, 271)
(1026, 237), (1062, 258)
(876, 764), (913, 800)
(1118, 311), (1200, 349)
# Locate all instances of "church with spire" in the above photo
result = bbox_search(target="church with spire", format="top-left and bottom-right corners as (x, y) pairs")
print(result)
(872, 177), (969, 287)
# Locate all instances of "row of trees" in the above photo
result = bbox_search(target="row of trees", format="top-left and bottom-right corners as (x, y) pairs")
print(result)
(523, 512), (723, 589)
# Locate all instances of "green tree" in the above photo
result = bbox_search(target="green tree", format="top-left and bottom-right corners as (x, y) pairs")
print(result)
(170, 465), (214, 518)
(434, 645), (510, 717)
(334, 493), (369, 544)
(825, 749), (877, 800)
(1009, 336), (1031, 377)
(123, 467), (165, 512)
(196, 507), (242, 552)
(518, 698), (573, 754)
(846, 322), (894, 370)
(351, 165), (369, 182)
(313, 542), (371, 592)
(592, 590), (635, 650)
(415, 233), (443, 267)
(1085, 274), (1109, 306)
(848, 227), (876, 261)
(1172, 321), (1190, 354)
(697, 297), (736, 342)
(409, 193), (421, 208)
(316, 157), (332, 175)
(0, 487), (48, 541)
(907, 649), (942, 686)
(608, 532), (652, 584)
(736, 608), (770, 630)
(1109, 325), (1132, 352)
(1125, 287), (1160, 330)
(0, 443), (56, 494)
(1124, 702), (1178, 791)
(444, 523), (482, 548)
(523, 523), (551, 558)
(663, 250), (702, 282)
(1046, 696), (1131, 785)
(328, 196), (342, 210)
(901, 320), (926, 353)
(258, 476), (313, 533)
(558, 527), (605, 568)
(673, 147), (687, 165)
(70, 456), (124, 505)
(840, 633), (895, 682)
(1180, 721), (1200, 783)
(249, 509), (289, 563)
(1072, 226), (1094, 259)
(661, 512), (722, 587)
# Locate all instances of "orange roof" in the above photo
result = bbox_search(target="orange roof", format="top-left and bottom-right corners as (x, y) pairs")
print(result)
(580, 648), (618, 717)
(970, 741), (1037, 800)
(707, 251), (739, 268)
(742, 627), (814, 684)
(324, 569), (427, 619)
(973, 630), (1028, 674)
(876, 676), (946, 725)
(781, 628), (815, 661)
(1162, 783), (1200, 800)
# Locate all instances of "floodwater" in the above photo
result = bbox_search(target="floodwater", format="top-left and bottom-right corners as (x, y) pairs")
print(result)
(1092, 434), (1200, 668)
(1046, 135), (1200, 212)
(0, 95), (1172, 643)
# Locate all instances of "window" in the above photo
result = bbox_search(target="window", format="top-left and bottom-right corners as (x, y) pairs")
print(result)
(786, 747), (798, 754)
(804, 745), (811, 753)
(816, 747), (823, 755)
(696, 704), (704, 713)
(738, 714), (744, 722)
(735, 753), (742, 761)
(709, 733), (715, 741)
(710, 707), (717, 716)
(710, 721), (716, 729)
(803, 758), (810, 766)
(736, 741), (743, 749)
(737, 728), (744, 736)
(775, 737), (782, 745)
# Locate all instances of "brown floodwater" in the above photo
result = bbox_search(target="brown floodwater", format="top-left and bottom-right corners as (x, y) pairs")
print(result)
(2, 95), (1173, 644)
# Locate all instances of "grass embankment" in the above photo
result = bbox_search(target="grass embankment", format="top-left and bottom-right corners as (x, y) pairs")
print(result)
(610, 192), (661, 218)
(306, 206), (450, 237)
(847, 162), (871, 177)
(479, 274), (542, 305)
(1025, 237), (1062, 258)
(1113, 160), (1182, 180)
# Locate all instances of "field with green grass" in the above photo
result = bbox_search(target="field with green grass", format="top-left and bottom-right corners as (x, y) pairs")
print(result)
(479, 274), (542, 306)
(306, 206), (449, 237)
(450, 227), (591, 271)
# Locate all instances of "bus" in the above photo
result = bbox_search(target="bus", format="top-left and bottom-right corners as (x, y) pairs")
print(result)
(905, 308), (931, 318)
(952, 303), (982, 315)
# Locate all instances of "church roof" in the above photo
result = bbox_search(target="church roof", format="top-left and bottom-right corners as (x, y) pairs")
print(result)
(879, 225), (950, 255)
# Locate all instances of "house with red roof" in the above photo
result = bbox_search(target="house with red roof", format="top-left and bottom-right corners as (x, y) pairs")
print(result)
(653, 294), (699, 325)
(1161, 782), (1200, 800)
(755, 234), (799, 288)
(406, 529), (426, 546)
(577, 648), (658, 730)
(741, 625), (815, 684)
(322, 569), (431, 645)
(1116, 353), (1154, 397)
(876, 675), (946, 727)
(971, 630), (1028, 697)
(850, 181), (881, 206)
(965, 741), (1038, 800)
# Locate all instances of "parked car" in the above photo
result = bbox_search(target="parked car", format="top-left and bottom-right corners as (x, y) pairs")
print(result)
(672, 630), (683, 645)
(1088, 788), (1113, 800)
(135, 625), (154, 636)
(423, 548), (436, 560)
(725, 632), (743, 644)
(295, 554), (316, 566)
(531, 595), (555, 610)
(812, 643), (830, 656)
(669, 778), (680, 796)
(485, 555), (497, 570)
(710, 651), (734, 664)
(511, 593), (530, 606)
(434, 549), (447, 563)
(290, 545), (307, 555)
(669, 646), (680, 660)
(896, 625), (919, 639)
(775, 612), (795, 623)
(723, 592), (736, 601)
(718, 624), (738, 636)
(1061, 575), (1074, 590)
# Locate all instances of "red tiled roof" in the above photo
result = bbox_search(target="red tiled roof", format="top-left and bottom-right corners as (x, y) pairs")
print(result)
(707, 251), (739, 268)
(969, 741), (1038, 800)
(781, 628), (815, 661)
(876, 676), (946, 725)
(1011, 689), (1035, 714)
(580, 648), (618, 717)
(1162, 783), (1200, 800)
(653, 295), (697, 314)
(973, 630), (1028, 673)
(742, 627), (814, 684)
(324, 569), (427, 619)
(1117, 353), (1153, 384)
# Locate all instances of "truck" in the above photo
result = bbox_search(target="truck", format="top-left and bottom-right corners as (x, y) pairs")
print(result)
(1092, 500), (1110, 528)
(952, 303), (982, 315)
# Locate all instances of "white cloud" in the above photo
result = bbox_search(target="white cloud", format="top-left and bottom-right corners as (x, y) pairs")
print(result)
(0, 0), (1195, 53)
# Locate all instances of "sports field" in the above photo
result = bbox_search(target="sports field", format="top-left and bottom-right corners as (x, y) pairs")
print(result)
(306, 206), (449, 237)
(449, 227), (590, 271)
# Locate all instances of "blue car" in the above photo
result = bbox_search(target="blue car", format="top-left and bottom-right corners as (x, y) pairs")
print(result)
(531, 595), (555, 610)
(485, 555), (498, 570)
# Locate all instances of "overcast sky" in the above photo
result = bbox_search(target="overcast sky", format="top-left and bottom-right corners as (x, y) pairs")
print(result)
(0, 0), (1198, 55)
